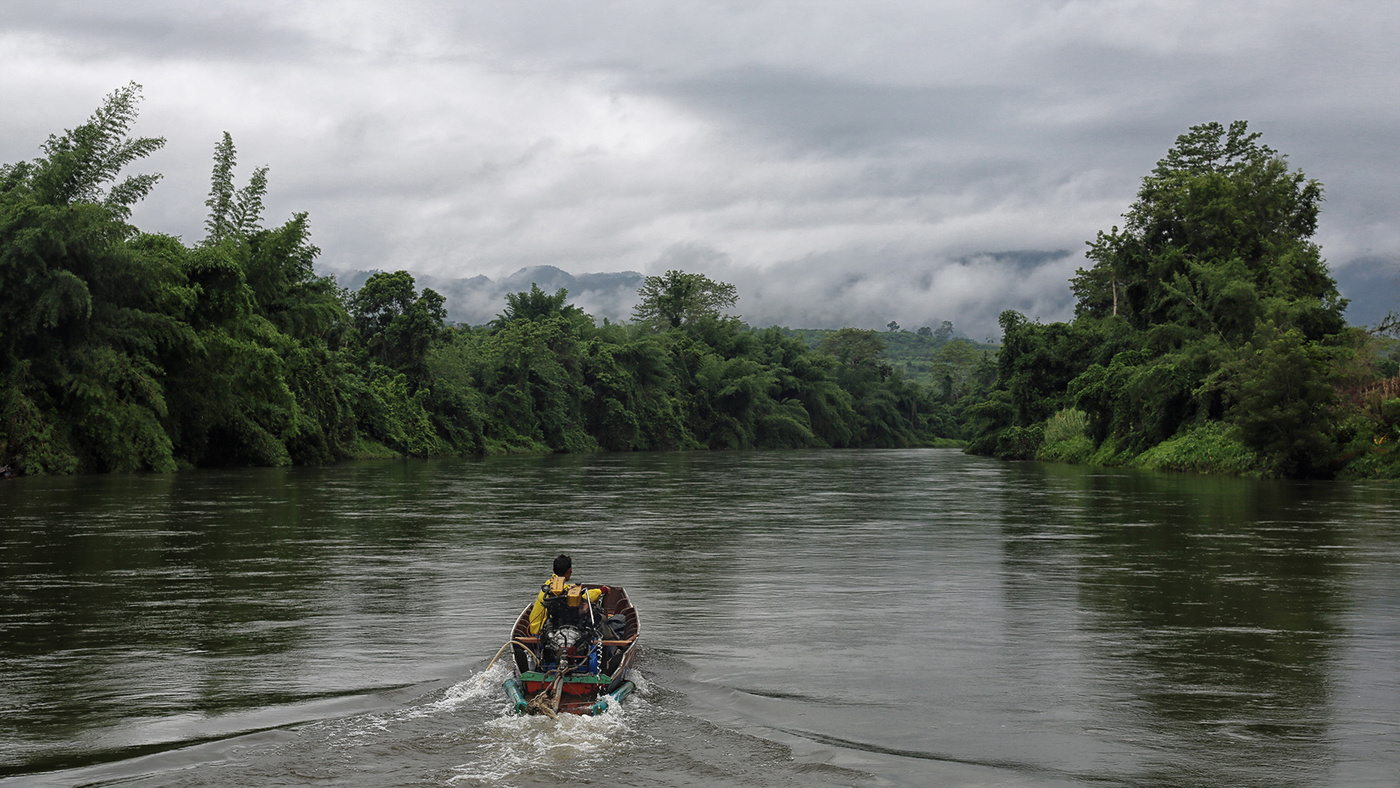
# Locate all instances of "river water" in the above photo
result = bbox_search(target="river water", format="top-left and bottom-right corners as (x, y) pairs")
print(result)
(1, 449), (1398, 787)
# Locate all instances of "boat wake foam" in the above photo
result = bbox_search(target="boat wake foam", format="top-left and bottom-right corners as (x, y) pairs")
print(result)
(446, 697), (649, 786)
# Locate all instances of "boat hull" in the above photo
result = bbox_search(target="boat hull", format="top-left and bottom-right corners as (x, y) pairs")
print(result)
(506, 584), (640, 716)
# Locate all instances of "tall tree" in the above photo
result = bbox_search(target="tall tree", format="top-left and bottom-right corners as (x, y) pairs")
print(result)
(25, 82), (165, 218)
(204, 132), (237, 244)
(0, 83), (185, 473)
(203, 132), (269, 245)
(969, 121), (1358, 474)
(1070, 120), (1344, 342)
(350, 271), (446, 380)
(632, 270), (738, 330)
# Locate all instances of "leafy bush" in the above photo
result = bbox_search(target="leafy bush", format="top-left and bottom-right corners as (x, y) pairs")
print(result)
(995, 423), (1044, 460)
(1336, 400), (1400, 479)
(1037, 408), (1094, 464)
(1131, 422), (1260, 475)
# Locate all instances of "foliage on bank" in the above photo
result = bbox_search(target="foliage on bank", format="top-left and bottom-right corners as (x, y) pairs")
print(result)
(0, 86), (958, 475)
(961, 121), (1400, 479)
(8, 89), (1397, 481)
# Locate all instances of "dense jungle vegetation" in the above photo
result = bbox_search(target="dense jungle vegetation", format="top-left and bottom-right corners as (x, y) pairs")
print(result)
(2, 87), (1397, 479)
(0, 87), (960, 476)
(963, 121), (1400, 479)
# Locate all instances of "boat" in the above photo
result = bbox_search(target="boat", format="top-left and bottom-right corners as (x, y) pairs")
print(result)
(502, 584), (641, 716)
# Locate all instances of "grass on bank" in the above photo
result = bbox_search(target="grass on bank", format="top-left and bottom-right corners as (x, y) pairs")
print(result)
(1031, 402), (1400, 479)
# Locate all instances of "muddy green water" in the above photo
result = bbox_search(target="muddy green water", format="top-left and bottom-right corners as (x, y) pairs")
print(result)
(1, 449), (1398, 786)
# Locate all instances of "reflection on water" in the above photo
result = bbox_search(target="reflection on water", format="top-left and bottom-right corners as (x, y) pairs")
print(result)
(1006, 465), (1364, 786)
(1, 451), (1398, 787)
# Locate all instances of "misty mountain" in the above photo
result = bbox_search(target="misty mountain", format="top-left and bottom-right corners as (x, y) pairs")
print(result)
(331, 252), (1398, 337)
(336, 266), (646, 327)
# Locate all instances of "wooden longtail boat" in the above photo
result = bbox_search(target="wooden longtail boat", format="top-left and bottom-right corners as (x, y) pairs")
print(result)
(503, 584), (641, 716)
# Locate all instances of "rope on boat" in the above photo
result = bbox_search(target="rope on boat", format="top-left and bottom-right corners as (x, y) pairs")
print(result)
(526, 673), (566, 719)
(488, 620), (623, 717)
(481, 637), (570, 718)
(525, 650), (590, 719)
(481, 639), (545, 681)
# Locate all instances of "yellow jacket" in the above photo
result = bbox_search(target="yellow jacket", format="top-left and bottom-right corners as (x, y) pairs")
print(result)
(528, 574), (603, 634)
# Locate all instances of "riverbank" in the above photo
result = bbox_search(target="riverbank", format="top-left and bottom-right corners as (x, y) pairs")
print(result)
(1033, 417), (1400, 480)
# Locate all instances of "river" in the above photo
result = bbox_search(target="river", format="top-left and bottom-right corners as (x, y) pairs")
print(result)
(1, 449), (1397, 786)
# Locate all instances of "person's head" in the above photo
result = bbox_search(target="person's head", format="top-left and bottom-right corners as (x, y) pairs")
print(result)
(552, 554), (572, 577)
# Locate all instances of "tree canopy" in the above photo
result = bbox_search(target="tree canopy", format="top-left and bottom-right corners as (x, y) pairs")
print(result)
(967, 121), (1393, 478)
(493, 283), (585, 328)
(631, 270), (738, 329)
(1070, 121), (1342, 342)
(6, 94), (1396, 480)
(0, 89), (963, 475)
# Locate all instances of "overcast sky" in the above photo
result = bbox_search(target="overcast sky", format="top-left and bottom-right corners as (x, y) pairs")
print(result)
(3, 1), (1398, 337)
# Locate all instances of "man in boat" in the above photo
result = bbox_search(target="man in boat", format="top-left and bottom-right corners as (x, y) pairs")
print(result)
(530, 554), (623, 671)
(529, 554), (606, 635)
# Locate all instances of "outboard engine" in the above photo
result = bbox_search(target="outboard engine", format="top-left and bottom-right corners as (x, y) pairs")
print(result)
(543, 624), (586, 660)
(538, 581), (607, 673)
(541, 623), (601, 673)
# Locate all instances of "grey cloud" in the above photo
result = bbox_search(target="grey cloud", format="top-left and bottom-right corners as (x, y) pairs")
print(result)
(3, 1), (1399, 341)
(0, 1), (317, 62)
(650, 69), (1024, 153)
(1334, 257), (1400, 329)
(718, 248), (1083, 340)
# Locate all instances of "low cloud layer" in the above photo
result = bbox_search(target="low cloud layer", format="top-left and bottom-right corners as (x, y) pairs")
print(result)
(4, 1), (1398, 338)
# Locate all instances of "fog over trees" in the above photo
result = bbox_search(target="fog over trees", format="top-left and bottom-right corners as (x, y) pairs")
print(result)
(3, 90), (1398, 479)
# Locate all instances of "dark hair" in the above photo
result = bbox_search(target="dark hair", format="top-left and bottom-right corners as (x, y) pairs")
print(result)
(552, 554), (572, 575)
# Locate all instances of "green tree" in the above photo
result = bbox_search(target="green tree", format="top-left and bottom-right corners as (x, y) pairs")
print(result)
(21, 82), (165, 219)
(819, 327), (885, 370)
(493, 283), (585, 328)
(203, 132), (238, 244)
(978, 120), (1358, 475)
(1071, 121), (1344, 342)
(0, 83), (188, 473)
(1225, 323), (1341, 476)
(203, 131), (270, 246)
(632, 270), (738, 330)
(156, 133), (359, 467)
(350, 271), (446, 381)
